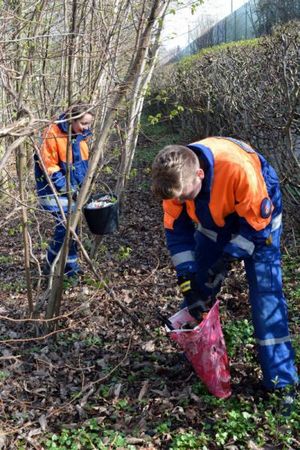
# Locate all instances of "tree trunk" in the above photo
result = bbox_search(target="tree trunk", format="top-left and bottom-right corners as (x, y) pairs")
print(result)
(17, 144), (34, 314)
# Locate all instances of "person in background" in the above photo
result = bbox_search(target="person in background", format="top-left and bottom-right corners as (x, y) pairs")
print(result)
(152, 136), (298, 412)
(35, 102), (94, 277)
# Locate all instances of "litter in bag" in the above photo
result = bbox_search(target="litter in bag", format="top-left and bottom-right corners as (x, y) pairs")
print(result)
(83, 194), (119, 235)
(167, 301), (231, 399)
(85, 195), (116, 209)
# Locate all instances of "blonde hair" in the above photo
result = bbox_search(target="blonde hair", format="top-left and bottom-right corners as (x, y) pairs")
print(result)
(152, 145), (199, 199)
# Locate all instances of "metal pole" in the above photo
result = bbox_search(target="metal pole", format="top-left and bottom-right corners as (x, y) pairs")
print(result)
(245, 2), (248, 39)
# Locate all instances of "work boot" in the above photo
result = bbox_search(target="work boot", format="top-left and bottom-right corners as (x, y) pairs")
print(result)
(65, 267), (84, 277)
(246, 380), (298, 416)
(42, 263), (51, 276)
(280, 386), (298, 417)
(75, 267), (84, 276)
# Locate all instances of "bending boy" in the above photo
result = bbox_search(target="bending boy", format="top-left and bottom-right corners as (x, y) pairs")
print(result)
(152, 137), (298, 394)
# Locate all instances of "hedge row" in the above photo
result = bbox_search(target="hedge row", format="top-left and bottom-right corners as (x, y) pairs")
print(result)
(147, 22), (300, 223)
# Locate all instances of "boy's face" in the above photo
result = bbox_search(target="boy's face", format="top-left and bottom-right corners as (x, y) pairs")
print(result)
(176, 167), (204, 202)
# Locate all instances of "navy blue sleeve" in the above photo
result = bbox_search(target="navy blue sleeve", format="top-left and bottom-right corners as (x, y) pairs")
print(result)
(165, 204), (197, 275)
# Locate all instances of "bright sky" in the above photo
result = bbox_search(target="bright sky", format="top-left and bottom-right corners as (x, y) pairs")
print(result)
(162, 0), (249, 50)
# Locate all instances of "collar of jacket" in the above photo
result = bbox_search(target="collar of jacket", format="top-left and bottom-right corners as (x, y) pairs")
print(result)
(187, 142), (214, 197)
(56, 113), (92, 139)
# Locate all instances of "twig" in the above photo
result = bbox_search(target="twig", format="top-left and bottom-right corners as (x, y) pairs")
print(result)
(0, 325), (75, 344)
(46, 334), (133, 418)
(0, 421), (33, 438)
(84, 334), (132, 389)
(0, 292), (98, 323)
(0, 355), (21, 361)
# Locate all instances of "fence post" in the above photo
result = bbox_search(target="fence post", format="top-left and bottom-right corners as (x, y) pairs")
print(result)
(245, 3), (248, 39)
(234, 10), (237, 41)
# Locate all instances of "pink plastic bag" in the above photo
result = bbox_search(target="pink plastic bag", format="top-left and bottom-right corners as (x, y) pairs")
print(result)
(167, 301), (231, 399)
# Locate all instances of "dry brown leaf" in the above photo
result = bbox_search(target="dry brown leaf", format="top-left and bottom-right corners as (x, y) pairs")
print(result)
(138, 380), (149, 401)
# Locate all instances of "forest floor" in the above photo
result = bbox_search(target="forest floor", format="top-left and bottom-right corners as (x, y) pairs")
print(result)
(0, 123), (299, 449)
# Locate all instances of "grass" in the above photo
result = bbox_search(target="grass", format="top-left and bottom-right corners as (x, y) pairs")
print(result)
(42, 420), (134, 450)
(37, 394), (299, 450)
(134, 116), (181, 167)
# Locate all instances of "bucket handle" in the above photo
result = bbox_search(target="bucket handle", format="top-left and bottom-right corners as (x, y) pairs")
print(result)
(92, 180), (115, 201)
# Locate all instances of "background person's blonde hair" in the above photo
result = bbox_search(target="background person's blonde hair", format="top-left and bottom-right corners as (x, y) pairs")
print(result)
(152, 145), (199, 199)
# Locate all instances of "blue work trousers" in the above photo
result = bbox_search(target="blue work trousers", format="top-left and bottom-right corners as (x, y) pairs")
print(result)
(46, 213), (79, 276)
(194, 226), (298, 389)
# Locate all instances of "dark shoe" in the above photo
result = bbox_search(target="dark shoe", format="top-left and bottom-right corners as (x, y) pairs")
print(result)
(281, 393), (295, 416)
(280, 386), (298, 417)
(266, 385), (298, 417)
(75, 268), (84, 276)
(42, 263), (51, 276)
(65, 267), (84, 278)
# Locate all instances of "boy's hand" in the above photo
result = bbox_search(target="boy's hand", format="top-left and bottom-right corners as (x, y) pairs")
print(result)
(205, 255), (235, 290)
(178, 273), (212, 321)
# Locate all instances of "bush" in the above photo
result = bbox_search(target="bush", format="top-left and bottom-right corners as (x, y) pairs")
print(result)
(148, 22), (300, 223)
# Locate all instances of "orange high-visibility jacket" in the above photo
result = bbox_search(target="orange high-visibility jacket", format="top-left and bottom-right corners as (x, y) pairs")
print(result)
(163, 137), (281, 272)
(35, 114), (91, 211)
(40, 123), (89, 176)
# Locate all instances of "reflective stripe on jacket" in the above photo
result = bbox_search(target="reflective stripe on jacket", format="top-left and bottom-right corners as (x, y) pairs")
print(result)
(163, 137), (282, 272)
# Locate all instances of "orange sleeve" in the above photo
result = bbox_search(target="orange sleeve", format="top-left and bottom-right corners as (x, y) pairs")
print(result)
(40, 129), (61, 175)
(163, 199), (183, 229)
(80, 140), (89, 161)
(234, 162), (272, 231)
